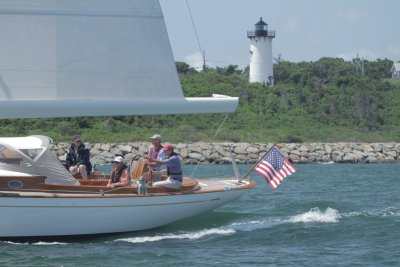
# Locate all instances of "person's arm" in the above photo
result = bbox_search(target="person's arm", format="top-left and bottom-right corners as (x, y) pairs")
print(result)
(110, 169), (129, 188)
(66, 150), (73, 168)
(78, 149), (90, 166)
(118, 169), (129, 186)
(148, 158), (168, 166)
(157, 150), (167, 170)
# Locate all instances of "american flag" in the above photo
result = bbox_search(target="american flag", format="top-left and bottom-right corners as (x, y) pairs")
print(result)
(254, 146), (297, 190)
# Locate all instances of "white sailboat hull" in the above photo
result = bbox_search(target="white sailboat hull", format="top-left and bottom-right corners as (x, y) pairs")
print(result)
(0, 189), (247, 238)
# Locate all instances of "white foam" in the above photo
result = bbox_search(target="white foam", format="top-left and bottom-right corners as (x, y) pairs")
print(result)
(32, 242), (67, 246)
(115, 228), (236, 244)
(2, 241), (67, 246)
(287, 207), (341, 223)
(343, 207), (400, 218)
(115, 208), (342, 244)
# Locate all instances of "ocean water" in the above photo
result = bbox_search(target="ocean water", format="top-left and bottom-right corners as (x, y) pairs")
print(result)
(1, 164), (399, 267)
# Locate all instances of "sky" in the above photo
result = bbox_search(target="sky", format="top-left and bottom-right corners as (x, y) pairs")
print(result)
(159, 0), (400, 70)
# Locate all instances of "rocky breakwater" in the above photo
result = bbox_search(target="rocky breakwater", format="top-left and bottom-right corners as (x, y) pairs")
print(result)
(52, 142), (400, 164)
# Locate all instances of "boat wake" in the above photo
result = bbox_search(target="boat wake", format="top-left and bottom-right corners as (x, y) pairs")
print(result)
(287, 207), (340, 223)
(342, 206), (400, 218)
(1, 241), (67, 246)
(114, 228), (235, 244)
(114, 207), (340, 244)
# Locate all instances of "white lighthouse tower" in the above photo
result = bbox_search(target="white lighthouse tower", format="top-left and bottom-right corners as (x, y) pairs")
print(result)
(247, 18), (275, 85)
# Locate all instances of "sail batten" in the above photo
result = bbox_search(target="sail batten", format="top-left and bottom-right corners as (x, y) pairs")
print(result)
(0, 0), (238, 118)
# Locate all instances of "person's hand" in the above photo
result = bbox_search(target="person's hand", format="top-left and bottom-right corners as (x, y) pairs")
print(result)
(110, 183), (116, 189)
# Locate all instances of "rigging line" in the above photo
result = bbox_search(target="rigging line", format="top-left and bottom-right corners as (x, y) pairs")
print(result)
(190, 114), (229, 178)
(185, 0), (205, 66)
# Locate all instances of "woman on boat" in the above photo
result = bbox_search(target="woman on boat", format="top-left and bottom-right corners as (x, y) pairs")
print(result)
(147, 144), (182, 189)
(107, 156), (129, 188)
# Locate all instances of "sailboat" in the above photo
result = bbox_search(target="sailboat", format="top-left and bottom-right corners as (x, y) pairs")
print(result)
(0, 0), (255, 238)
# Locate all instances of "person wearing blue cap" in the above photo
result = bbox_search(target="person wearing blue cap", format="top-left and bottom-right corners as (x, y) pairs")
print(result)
(66, 135), (92, 179)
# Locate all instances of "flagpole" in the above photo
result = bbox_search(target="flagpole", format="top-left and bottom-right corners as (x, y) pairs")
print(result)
(240, 144), (276, 181)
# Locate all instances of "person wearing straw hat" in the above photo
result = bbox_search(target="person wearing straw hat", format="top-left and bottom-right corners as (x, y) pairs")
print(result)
(148, 144), (182, 189)
(107, 156), (129, 189)
(144, 134), (166, 182)
(66, 135), (91, 179)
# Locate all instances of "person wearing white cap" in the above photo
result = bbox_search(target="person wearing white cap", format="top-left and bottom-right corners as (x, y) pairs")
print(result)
(145, 134), (166, 182)
(107, 156), (129, 188)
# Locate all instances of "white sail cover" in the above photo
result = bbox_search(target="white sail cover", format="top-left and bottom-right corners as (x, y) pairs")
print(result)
(0, 0), (238, 119)
(0, 135), (79, 185)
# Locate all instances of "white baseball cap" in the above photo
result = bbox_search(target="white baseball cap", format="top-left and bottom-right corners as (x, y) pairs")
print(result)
(113, 156), (124, 163)
(149, 134), (162, 140)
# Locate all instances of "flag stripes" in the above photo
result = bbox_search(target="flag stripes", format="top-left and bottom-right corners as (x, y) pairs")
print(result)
(254, 147), (297, 190)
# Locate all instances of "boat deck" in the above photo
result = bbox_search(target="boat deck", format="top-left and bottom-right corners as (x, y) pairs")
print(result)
(0, 176), (255, 198)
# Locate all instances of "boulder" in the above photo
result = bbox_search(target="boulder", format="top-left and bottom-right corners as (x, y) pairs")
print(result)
(118, 145), (132, 154)
(199, 142), (211, 150)
(188, 152), (203, 160)
(248, 153), (259, 159)
(100, 151), (114, 158)
(110, 147), (122, 155)
(332, 151), (344, 162)
(175, 143), (187, 149)
(90, 148), (101, 156)
(138, 144), (148, 154)
(342, 153), (356, 162)
(124, 153), (136, 162)
(247, 146), (259, 154)
(57, 149), (65, 156)
(395, 144), (400, 153)
(234, 146), (247, 155)
(91, 155), (107, 164)
(188, 144), (203, 154)
(179, 148), (189, 158)
(372, 143), (383, 153)
(93, 143), (101, 149)
(363, 145), (374, 153)
(100, 144), (111, 151)
(289, 154), (300, 161)
(324, 144), (332, 154)
(213, 144), (227, 157)
(299, 145), (309, 152)
(286, 143), (298, 151)
(366, 155), (378, 163)
(290, 150), (301, 156)
(58, 154), (67, 161)
(236, 154), (247, 161)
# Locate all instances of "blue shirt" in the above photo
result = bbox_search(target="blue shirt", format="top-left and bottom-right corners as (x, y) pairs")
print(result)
(162, 153), (182, 182)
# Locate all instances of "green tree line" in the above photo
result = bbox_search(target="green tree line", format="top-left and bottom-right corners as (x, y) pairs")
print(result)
(1, 57), (399, 143)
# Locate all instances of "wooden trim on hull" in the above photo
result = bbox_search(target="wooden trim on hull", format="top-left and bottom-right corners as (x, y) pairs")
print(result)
(0, 179), (256, 198)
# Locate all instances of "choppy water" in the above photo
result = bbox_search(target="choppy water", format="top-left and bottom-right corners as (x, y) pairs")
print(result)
(1, 164), (399, 266)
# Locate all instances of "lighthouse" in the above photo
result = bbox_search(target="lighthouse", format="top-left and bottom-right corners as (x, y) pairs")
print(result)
(247, 18), (275, 85)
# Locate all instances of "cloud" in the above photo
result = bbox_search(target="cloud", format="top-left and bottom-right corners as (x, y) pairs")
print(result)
(184, 51), (204, 70)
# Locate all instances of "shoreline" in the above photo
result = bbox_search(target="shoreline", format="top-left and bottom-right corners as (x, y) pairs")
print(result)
(52, 142), (400, 164)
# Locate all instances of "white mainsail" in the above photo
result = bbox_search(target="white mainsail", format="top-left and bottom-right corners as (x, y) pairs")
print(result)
(0, 0), (238, 119)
